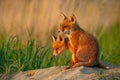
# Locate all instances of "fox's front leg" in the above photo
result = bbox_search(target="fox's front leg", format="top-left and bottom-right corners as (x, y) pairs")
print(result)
(65, 60), (75, 69)
(65, 55), (78, 69)
(65, 45), (78, 69)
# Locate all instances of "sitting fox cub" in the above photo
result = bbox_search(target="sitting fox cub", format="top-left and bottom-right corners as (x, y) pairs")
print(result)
(52, 13), (108, 69)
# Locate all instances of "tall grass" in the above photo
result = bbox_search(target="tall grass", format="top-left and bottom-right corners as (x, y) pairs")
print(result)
(0, 0), (120, 41)
(98, 21), (120, 65)
(0, 35), (70, 73)
(0, 21), (120, 73)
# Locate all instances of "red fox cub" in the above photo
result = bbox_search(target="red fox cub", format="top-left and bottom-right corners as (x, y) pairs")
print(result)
(52, 33), (68, 57)
(52, 13), (108, 69)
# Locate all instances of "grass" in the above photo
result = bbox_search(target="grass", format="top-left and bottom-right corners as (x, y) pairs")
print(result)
(0, 35), (71, 73)
(98, 21), (120, 65)
(0, 21), (120, 74)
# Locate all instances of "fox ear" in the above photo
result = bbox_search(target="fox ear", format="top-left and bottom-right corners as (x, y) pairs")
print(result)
(60, 12), (67, 20)
(69, 14), (76, 24)
(58, 34), (63, 41)
(51, 35), (56, 42)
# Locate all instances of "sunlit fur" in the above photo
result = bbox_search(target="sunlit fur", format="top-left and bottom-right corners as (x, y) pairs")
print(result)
(53, 13), (107, 69)
(52, 35), (68, 57)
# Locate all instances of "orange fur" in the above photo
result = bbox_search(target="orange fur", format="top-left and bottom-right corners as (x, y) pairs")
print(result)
(52, 13), (107, 69)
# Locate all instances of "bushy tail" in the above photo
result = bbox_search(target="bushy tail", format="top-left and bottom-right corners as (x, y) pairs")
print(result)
(95, 64), (109, 69)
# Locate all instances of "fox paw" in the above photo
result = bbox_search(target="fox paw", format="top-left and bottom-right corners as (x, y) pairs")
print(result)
(65, 66), (71, 70)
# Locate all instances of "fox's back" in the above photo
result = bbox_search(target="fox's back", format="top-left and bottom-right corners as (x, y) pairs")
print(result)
(53, 13), (107, 69)
(69, 29), (100, 62)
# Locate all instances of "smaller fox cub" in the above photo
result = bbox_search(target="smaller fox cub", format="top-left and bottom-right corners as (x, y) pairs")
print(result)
(52, 13), (108, 69)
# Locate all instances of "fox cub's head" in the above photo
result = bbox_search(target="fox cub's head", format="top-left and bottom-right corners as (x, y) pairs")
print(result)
(52, 34), (68, 57)
(59, 13), (77, 32)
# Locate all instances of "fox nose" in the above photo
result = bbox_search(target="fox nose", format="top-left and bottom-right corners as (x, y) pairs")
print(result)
(53, 53), (57, 57)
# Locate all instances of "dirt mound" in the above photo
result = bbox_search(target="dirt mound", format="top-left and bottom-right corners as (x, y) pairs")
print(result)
(1, 62), (120, 80)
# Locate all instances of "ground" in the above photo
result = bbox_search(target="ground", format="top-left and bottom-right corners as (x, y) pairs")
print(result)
(0, 62), (120, 80)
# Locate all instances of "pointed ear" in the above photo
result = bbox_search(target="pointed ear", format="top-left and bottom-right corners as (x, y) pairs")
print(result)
(58, 34), (63, 41)
(60, 12), (67, 20)
(69, 14), (77, 24)
(51, 34), (56, 42)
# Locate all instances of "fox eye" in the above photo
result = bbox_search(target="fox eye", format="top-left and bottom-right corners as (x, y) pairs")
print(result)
(63, 26), (66, 28)
(60, 24), (66, 28)
(56, 48), (59, 50)
(61, 25), (66, 28)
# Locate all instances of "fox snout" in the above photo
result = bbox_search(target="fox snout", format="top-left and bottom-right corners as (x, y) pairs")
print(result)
(53, 51), (60, 57)
(53, 53), (58, 57)
(53, 50), (59, 57)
